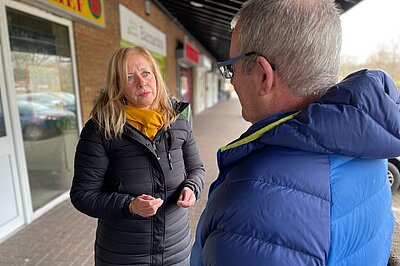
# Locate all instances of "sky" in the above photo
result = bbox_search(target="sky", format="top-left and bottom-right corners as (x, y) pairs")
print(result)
(340, 0), (400, 63)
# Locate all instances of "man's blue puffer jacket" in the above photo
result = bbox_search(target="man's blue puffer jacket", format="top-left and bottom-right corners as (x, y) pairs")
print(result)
(191, 69), (400, 266)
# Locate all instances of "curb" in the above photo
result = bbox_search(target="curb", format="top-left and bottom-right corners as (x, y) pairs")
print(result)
(389, 221), (400, 265)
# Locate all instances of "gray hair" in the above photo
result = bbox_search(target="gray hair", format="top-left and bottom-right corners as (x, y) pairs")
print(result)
(232, 0), (342, 97)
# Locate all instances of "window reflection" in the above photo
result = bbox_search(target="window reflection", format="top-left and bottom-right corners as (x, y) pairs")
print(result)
(17, 99), (76, 140)
(7, 8), (79, 210)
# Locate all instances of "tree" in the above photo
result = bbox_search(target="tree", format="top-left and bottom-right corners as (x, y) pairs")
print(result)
(340, 38), (400, 89)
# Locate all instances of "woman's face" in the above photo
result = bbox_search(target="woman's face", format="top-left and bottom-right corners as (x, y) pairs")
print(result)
(124, 53), (157, 109)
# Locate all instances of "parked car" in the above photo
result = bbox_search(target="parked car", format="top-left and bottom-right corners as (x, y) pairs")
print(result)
(50, 91), (77, 113)
(18, 101), (76, 141)
(16, 91), (76, 113)
(389, 157), (400, 191)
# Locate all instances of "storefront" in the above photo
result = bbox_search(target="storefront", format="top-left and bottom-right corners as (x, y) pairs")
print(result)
(177, 41), (199, 114)
(0, 0), (219, 243)
(0, 0), (83, 241)
(199, 54), (219, 111)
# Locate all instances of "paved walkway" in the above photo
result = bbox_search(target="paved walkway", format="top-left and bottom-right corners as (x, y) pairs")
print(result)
(0, 97), (399, 265)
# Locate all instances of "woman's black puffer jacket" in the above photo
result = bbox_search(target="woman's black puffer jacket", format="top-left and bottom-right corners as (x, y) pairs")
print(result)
(70, 106), (205, 266)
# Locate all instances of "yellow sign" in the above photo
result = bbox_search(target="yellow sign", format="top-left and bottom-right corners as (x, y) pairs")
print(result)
(46, 0), (105, 27)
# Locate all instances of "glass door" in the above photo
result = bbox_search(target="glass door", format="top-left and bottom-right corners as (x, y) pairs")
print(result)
(6, 7), (79, 211)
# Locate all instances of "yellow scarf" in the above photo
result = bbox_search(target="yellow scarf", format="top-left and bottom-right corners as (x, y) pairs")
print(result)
(124, 106), (164, 140)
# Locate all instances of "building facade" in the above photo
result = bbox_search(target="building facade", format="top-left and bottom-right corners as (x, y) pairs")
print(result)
(0, 0), (221, 242)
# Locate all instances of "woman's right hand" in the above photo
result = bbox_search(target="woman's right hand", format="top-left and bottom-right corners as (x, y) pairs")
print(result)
(129, 194), (164, 217)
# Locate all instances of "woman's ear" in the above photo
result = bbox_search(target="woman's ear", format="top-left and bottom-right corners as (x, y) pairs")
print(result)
(255, 56), (275, 96)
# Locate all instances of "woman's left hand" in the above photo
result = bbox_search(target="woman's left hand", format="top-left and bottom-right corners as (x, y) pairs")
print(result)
(177, 187), (196, 208)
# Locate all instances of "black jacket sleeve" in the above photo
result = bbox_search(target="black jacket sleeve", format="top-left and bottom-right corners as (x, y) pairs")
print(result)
(70, 121), (132, 219)
(181, 119), (205, 199)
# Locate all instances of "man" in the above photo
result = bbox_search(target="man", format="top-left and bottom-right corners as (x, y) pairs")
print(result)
(191, 0), (400, 265)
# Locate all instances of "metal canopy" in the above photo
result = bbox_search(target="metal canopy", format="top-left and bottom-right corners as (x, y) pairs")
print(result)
(155, 0), (363, 62)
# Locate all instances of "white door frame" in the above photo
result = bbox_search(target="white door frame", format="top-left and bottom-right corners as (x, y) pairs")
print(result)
(0, 40), (24, 242)
(0, 0), (82, 226)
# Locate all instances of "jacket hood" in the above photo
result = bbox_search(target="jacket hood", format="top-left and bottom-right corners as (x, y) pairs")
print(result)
(219, 69), (400, 168)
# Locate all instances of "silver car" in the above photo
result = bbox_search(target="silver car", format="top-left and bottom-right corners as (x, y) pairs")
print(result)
(389, 157), (400, 191)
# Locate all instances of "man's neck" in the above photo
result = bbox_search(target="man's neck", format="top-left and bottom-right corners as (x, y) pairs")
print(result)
(257, 84), (317, 122)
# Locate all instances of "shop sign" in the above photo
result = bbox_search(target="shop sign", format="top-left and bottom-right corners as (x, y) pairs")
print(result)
(35, 0), (105, 27)
(119, 4), (166, 57)
(185, 42), (199, 64)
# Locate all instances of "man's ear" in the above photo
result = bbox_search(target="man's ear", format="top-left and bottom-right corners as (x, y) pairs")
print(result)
(255, 56), (274, 95)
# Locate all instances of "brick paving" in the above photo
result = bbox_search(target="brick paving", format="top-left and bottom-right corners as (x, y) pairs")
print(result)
(0, 97), (399, 265)
(188, 97), (250, 235)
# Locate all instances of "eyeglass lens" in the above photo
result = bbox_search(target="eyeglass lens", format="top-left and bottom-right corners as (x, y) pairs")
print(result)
(219, 64), (234, 79)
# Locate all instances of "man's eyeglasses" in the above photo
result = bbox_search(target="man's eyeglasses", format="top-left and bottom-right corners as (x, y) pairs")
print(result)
(217, 52), (275, 80)
(217, 52), (256, 80)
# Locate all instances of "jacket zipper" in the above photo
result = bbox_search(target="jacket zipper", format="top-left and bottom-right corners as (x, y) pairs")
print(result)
(152, 142), (160, 160)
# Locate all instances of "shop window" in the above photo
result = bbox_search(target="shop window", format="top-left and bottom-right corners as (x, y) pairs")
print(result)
(7, 8), (79, 211)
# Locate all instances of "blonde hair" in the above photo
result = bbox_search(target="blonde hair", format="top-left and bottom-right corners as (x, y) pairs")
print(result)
(90, 46), (176, 139)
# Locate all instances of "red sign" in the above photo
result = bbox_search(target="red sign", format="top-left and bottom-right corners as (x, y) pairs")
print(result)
(185, 42), (199, 64)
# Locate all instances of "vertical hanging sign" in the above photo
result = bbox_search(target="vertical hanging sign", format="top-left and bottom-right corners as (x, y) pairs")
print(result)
(185, 42), (199, 64)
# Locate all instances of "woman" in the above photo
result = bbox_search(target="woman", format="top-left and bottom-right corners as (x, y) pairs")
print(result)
(70, 46), (205, 265)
